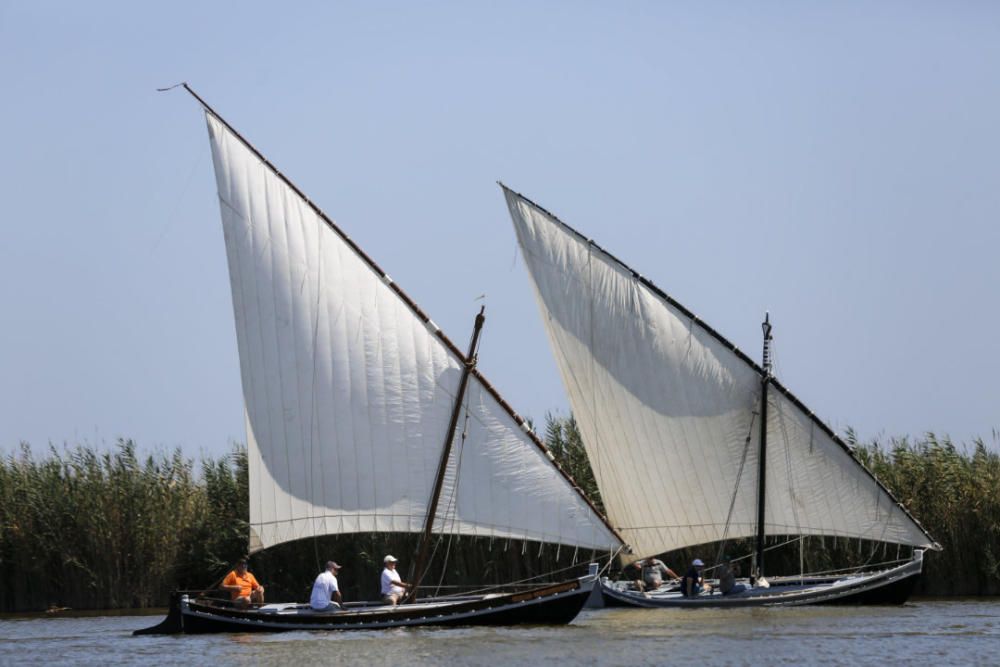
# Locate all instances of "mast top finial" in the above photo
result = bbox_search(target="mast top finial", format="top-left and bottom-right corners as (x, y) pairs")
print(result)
(761, 312), (774, 376)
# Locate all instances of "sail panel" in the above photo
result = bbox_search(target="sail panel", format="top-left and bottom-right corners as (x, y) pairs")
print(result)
(502, 185), (935, 559)
(763, 388), (929, 545)
(436, 374), (625, 547)
(205, 114), (620, 554)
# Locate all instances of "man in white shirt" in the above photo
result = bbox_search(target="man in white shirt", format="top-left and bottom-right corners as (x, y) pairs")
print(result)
(380, 555), (411, 605)
(310, 561), (343, 611)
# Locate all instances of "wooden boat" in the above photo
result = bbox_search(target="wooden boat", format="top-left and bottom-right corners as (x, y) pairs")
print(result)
(500, 184), (940, 608)
(135, 573), (597, 634)
(135, 87), (624, 634)
(598, 551), (924, 608)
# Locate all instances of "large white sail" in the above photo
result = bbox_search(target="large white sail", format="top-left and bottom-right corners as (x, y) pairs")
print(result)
(204, 113), (621, 554)
(502, 184), (936, 561)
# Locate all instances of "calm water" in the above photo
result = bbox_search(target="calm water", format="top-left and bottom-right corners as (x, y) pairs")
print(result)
(0, 600), (996, 666)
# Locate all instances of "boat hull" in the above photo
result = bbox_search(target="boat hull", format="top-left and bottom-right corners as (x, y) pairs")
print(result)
(134, 578), (593, 634)
(595, 551), (923, 609)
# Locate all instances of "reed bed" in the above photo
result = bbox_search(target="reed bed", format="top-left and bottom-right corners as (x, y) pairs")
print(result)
(0, 441), (247, 612)
(0, 437), (600, 612)
(851, 431), (1000, 595)
(1, 421), (996, 611)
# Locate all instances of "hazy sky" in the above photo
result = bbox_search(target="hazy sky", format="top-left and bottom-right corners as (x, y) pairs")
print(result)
(1, 1), (997, 459)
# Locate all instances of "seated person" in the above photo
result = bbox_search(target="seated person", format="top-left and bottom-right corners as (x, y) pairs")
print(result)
(222, 558), (264, 607)
(380, 555), (412, 605)
(635, 557), (679, 592)
(681, 558), (708, 598)
(718, 556), (747, 596)
(310, 560), (343, 611)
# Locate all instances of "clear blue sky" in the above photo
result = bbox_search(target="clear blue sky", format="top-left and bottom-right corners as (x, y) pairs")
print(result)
(1, 1), (997, 459)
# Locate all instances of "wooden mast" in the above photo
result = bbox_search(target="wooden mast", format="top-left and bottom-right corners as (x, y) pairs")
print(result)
(754, 312), (773, 578)
(405, 306), (486, 603)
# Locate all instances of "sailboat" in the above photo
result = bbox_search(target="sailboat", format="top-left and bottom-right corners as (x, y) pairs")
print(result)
(499, 183), (940, 607)
(135, 89), (624, 634)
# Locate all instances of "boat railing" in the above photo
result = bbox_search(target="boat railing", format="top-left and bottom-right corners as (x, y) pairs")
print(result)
(179, 578), (579, 610)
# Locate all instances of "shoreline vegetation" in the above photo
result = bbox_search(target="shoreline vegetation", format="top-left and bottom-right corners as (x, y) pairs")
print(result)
(1, 417), (997, 612)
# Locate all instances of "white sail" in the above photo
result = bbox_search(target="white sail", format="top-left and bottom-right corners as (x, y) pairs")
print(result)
(502, 185), (936, 561)
(204, 113), (621, 554)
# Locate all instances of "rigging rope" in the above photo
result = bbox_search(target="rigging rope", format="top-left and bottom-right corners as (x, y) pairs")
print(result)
(307, 226), (326, 574)
(774, 393), (806, 577)
(713, 410), (757, 567)
(430, 395), (473, 596)
(434, 544), (627, 599)
(586, 245), (607, 514)
(422, 314), (485, 596)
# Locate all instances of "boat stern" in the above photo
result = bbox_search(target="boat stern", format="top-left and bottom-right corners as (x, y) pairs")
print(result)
(132, 593), (187, 635)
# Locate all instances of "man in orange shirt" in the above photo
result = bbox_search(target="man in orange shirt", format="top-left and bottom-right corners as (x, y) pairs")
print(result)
(221, 558), (265, 607)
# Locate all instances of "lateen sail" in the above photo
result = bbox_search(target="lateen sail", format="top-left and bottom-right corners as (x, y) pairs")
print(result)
(501, 184), (936, 562)
(204, 114), (621, 554)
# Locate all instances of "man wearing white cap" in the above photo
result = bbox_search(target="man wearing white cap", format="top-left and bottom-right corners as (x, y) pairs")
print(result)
(310, 560), (343, 611)
(380, 555), (412, 606)
(682, 558), (707, 598)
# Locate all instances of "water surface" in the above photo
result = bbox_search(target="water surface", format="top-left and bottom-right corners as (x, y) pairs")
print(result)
(1, 600), (995, 666)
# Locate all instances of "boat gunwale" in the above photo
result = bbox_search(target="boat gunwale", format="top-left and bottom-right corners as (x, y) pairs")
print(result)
(598, 552), (923, 608)
(175, 579), (587, 631)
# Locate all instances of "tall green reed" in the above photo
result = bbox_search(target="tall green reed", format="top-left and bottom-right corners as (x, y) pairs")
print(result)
(1, 419), (995, 611)
(0, 441), (247, 611)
